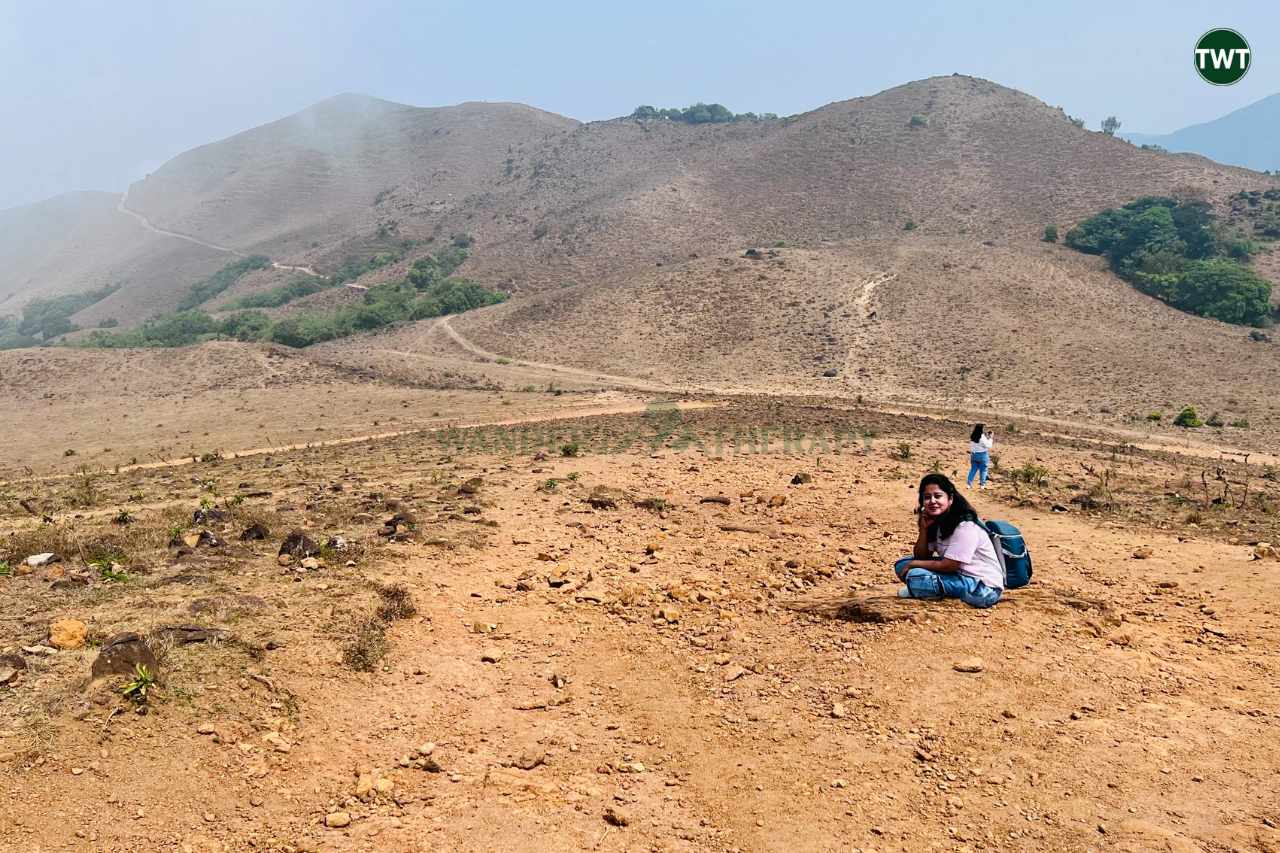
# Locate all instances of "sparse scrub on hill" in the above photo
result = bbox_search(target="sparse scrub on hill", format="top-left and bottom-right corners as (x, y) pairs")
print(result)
(1, 284), (120, 347)
(908, 114), (928, 128)
(1065, 196), (1272, 325)
(332, 245), (412, 285)
(1100, 116), (1121, 136)
(176, 256), (270, 311)
(1042, 225), (1058, 243)
(75, 245), (505, 350)
(227, 277), (331, 310)
(629, 104), (779, 124)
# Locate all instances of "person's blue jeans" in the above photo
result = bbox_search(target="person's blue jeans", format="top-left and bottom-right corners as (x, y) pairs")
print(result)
(894, 557), (1002, 608)
(967, 451), (989, 487)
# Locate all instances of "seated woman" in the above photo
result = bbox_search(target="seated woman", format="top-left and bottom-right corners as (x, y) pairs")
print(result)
(893, 473), (1003, 608)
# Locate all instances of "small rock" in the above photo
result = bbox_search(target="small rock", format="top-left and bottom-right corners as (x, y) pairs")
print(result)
(831, 703), (847, 719)
(791, 472), (812, 485)
(417, 742), (436, 756)
(1132, 547), (1153, 560)
(25, 553), (61, 568)
(49, 618), (88, 650)
(300, 557), (321, 571)
(515, 750), (546, 770)
(355, 773), (375, 800)
(603, 806), (630, 827)
(325, 812), (351, 828)
(195, 722), (216, 735)
(481, 649), (504, 663)
(953, 658), (984, 673)
(724, 666), (748, 682)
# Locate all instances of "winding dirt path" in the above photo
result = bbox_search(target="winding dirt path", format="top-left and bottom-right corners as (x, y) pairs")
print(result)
(434, 316), (683, 394)
(116, 188), (329, 282)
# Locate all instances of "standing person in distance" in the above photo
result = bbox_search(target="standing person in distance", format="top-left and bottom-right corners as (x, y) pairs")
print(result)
(967, 423), (993, 489)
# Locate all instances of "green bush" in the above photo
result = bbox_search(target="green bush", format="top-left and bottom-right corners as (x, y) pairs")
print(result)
(629, 103), (778, 124)
(1065, 197), (1272, 326)
(177, 256), (270, 311)
(1173, 406), (1203, 428)
(228, 278), (330, 309)
(12, 284), (119, 342)
(909, 114), (928, 128)
(1042, 225), (1058, 243)
(1146, 411), (1163, 422)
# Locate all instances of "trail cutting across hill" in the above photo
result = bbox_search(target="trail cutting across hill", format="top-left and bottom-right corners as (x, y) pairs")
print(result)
(116, 188), (323, 280)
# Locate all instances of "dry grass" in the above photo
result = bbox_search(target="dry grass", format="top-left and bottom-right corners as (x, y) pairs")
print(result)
(375, 582), (418, 621)
(340, 615), (390, 672)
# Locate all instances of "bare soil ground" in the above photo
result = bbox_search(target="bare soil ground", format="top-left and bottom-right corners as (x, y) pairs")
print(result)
(4, 396), (1278, 853)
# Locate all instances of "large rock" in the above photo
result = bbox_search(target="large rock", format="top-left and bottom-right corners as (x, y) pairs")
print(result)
(91, 633), (159, 679)
(49, 619), (87, 650)
(279, 530), (320, 559)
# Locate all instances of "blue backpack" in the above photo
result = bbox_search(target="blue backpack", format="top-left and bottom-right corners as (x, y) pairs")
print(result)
(984, 520), (1032, 589)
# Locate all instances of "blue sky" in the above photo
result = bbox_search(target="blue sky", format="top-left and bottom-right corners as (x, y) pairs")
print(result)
(1, 0), (1276, 209)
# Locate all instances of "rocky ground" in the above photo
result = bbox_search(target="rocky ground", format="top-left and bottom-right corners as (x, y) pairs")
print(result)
(2, 402), (1279, 852)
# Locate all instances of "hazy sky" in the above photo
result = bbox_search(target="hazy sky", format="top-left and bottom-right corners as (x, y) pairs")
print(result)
(1, 0), (1277, 210)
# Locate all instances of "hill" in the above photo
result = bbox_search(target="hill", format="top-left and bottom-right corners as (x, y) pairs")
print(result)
(0, 95), (579, 322)
(1124, 93), (1280, 173)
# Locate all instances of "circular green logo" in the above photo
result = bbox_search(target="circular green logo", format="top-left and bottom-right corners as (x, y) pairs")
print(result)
(1195, 29), (1251, 85)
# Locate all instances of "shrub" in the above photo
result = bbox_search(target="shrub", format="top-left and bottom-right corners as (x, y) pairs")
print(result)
(903, 220), (917, 231)
(1205, 412), (1224, 428)
(1146, 411), (1163, 422)
(1065, 197), (1272, 325)
(909, 114), (928, 128)
(629, 103), (776, 124)
(1230, 418), (1250, 429)
(1010, 462), (1050, 486)
(177, 256), (270, 311)
(1101, 116), (1121, 136)
(1042, 225), (1058, 243)
(13, 284), (118, 342)
(1173, 406), (1202, 428)
(228, 278), (329, 310)
(895, 442), (912, 460)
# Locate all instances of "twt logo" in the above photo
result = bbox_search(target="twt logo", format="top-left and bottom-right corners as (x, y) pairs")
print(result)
(1195, 29), (1251, 85)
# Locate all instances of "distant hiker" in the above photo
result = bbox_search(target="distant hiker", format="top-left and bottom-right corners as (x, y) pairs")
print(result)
(967, 423), (993, 488)
(893, 473), (1002, 608)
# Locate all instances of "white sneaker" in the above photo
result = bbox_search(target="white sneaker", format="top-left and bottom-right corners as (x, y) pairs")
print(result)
(897, 587), (911, 598)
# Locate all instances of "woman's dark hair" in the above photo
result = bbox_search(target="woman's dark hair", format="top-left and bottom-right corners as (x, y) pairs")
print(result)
(918, 473), (980, 540)
(970, 423), (986, 443)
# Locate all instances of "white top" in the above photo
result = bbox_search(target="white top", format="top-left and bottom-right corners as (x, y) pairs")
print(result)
(969, 435), (993, 454)
(931, 519), (1004, 590)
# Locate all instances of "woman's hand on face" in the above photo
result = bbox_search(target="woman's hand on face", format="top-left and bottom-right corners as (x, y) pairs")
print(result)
(917, 511), (932, 534)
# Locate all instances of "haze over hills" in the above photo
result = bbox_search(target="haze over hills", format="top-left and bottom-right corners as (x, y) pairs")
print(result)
(1124, 93), (1280, 173)
(3, 74), (1280, 432)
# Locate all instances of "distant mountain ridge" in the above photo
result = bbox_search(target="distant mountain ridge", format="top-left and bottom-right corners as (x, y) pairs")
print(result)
(1124, 93), (1280, 172)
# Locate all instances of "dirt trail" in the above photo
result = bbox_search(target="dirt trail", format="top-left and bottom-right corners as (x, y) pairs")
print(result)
(436, 317), (682, 394)
(116, 188), (328, 282)
(854, 270), (896, 317)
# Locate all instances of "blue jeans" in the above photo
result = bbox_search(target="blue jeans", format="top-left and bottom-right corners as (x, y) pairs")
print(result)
(967, 452), (989, 487)
(894, 558), (1002, 608)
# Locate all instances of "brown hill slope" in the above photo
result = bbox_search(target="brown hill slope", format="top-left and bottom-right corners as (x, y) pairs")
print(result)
(436, 75), (1278, 296)
(125, 93), (579, 256)
(0, 96), (579, 321)
(0, 192), (226, 315)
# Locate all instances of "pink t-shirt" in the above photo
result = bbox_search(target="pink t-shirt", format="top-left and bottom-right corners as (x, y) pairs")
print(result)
(932, 520), (1004, 590)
